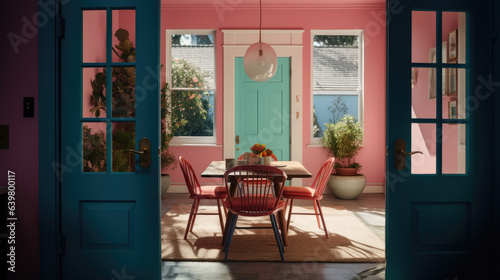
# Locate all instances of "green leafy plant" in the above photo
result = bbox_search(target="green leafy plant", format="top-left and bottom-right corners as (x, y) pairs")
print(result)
(112, 123), (136, 172)
(83, 126), (106, 172)
(161, 82), (176, 170)
(89, 28), (136, 118)
(323, 115), (363, 168)
(328, 96), (348, 124)
(170, 58), (213, 136)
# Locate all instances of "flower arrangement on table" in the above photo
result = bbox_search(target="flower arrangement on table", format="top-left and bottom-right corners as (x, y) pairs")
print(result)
(248, 143), (274, 165)
(250, 143), (273, 157)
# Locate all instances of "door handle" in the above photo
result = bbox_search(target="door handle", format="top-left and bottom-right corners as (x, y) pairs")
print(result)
(399, 150), (423, 156)
(125, 137), (151, 169)
(394, 138), (422, 170)
(236, 135), (239, 144)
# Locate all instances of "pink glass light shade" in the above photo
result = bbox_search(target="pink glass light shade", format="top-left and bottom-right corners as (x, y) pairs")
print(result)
(243, 41), (278, 82)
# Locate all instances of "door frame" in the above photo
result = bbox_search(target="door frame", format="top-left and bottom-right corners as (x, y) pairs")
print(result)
(494, 2), (500, 277)
(39, 0), (60, 278)
(222, 29), (303, 185)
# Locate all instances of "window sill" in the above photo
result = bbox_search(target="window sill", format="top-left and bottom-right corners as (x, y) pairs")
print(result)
(306, 144), (324, 148)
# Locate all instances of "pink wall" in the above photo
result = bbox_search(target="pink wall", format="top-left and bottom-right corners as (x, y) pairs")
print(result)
(0, 1), (39, 279)
(161, 7), (387, 186)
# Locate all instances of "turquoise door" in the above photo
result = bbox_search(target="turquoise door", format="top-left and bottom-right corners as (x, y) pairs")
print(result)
(235, 57), (290, 160)
(60, 0), (160, 279)
(387, 0), (493, 278)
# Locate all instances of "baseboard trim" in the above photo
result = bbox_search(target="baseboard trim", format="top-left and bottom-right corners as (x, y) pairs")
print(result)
(166, 183), (189, 193)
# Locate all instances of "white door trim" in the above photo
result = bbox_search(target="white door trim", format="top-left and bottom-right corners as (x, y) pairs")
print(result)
(222, 30), (303, 185)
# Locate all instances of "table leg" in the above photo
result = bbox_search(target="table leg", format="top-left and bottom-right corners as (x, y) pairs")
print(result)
(221, 211), (233, 246)
(222, 181), (237, 246)
(274, 181), (289, 246)
(277, 209), (288, 246)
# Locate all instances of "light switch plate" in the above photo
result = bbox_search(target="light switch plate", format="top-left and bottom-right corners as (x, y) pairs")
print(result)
(0, 125), (8, 149)
(24, 97), (35, 118)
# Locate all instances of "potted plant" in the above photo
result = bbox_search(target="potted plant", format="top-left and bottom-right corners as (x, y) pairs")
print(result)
(323, 115), (366, 199)
(160, 82), (176, 195)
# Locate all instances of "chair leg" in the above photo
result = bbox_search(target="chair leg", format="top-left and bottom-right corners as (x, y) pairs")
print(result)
(316, 200), (329, 238)
(222, 202), (228, 219)
(184, 199), (198, 240)
(224, 214), (238, 261)
(313, 199), (322, 229)
(216, 199), (225, 234)
(189, 199), (201, 233)
(286, 199), (294, 230)
(270, 214), (285, 261)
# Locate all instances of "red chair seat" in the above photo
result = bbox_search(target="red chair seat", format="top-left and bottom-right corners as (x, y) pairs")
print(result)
(283, 186), (315, 197)
(195, 185), (227, 198)
(283, 158), (335, 239)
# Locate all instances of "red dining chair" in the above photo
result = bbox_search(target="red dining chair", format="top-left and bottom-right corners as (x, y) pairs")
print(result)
(223, 165), (287, 261)
(283, 158), (335, 238)
(178, 156), (228, 239)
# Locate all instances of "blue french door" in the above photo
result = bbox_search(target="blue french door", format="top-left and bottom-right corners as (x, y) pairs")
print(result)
(387, 0), (493, 278)
(234, 57), (291, 160)
(60, 0), (160, 279)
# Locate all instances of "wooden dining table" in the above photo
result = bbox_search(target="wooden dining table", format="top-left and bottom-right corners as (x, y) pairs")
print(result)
(201, 161), (313, 246)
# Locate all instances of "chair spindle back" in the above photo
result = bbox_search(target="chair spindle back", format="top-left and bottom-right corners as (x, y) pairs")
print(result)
(310, 158), (336, 197)
(179, 156), (202, 196)
(224, 165), (287, 215)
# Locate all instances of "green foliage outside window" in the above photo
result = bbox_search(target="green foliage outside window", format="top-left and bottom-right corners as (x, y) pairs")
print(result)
(170, 58), (214, 136)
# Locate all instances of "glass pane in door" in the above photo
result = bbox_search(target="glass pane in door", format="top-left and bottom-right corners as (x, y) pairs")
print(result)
(83, 67), (107, 118)
(83, 122), (107, 172)
(411, 123), (436, 174)
(412, 11), (436, 64)
(443, 68), (466, 119)
(112, 10), (136, 63)
(442, 124), (466, 174)
(411, 67), (436, 119)
(83, 10), (106, 63)
(442, 12), (466, 64)
(112, 122), (136, 172)
(112, 67), (136, 118)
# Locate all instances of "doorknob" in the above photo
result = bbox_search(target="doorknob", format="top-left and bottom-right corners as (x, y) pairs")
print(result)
(394, 138), (422, 170)
(236, 135), (239, 144)
(125, 137), (151, 169)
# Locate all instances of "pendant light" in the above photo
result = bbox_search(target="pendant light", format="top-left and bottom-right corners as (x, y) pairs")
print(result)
(243, 0), (277, 82)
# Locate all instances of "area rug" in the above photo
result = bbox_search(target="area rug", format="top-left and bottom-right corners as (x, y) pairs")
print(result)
(161, 205), (385, 262)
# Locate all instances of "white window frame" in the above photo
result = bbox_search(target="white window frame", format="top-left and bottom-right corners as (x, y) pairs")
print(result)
(166, 29), (217, 145)
(309, 30), (364, 146)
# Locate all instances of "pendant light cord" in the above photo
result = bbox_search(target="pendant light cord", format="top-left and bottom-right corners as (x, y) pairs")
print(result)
(259, 0), (262, 43)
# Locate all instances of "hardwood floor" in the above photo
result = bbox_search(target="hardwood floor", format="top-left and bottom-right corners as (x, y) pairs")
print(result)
(161, 192), (386, 280)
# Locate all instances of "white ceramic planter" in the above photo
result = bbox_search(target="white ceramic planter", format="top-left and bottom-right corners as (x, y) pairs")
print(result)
(328, 174), (366, 200)
(160, 174), (171, 195)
